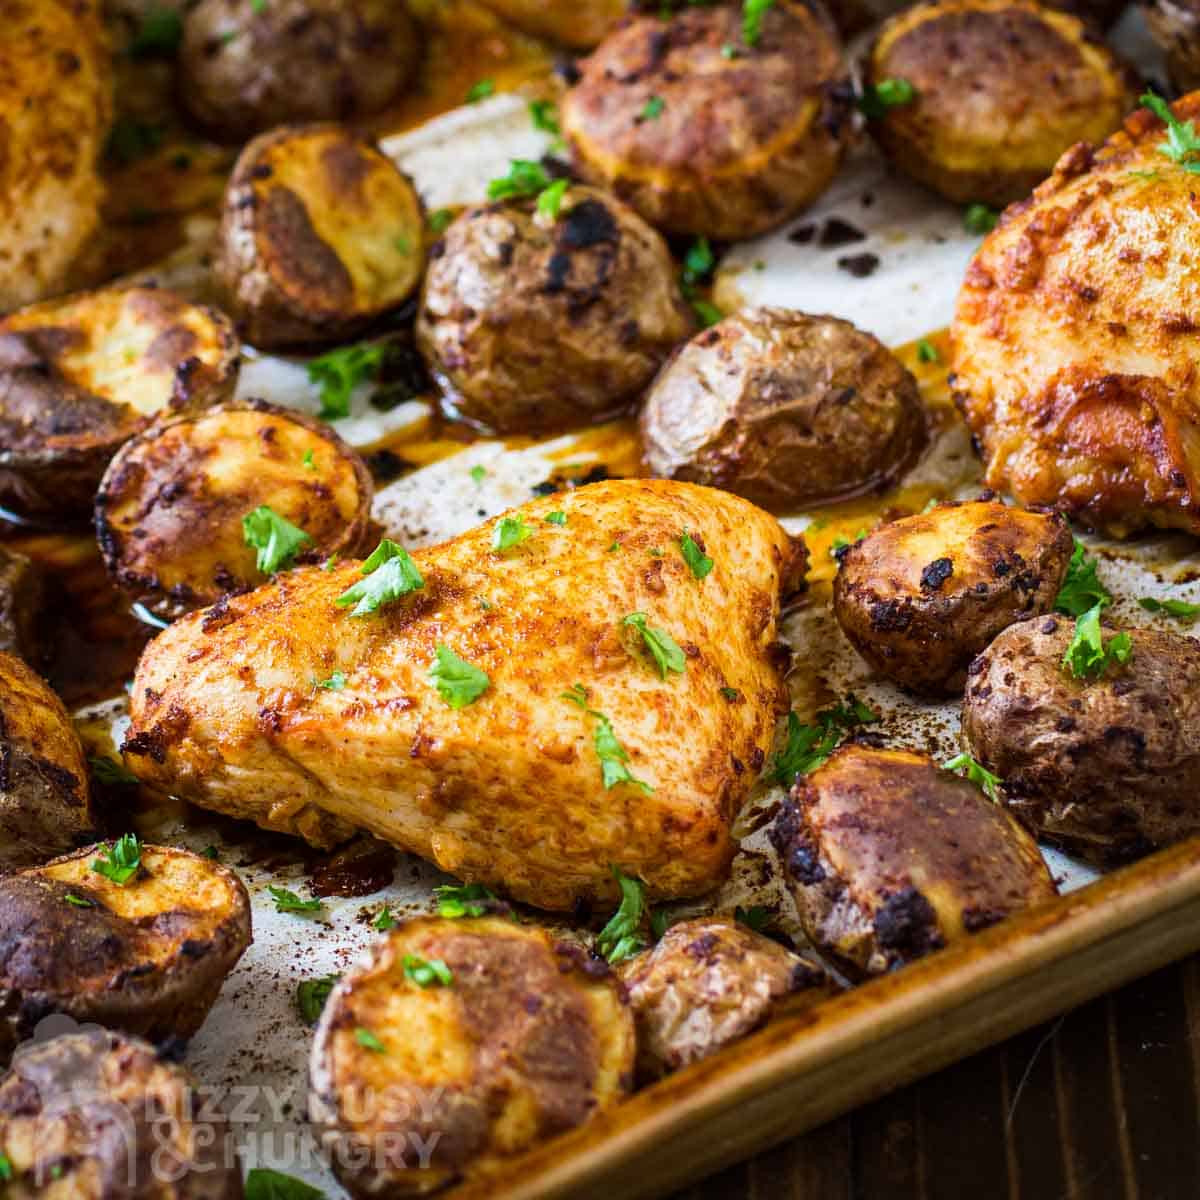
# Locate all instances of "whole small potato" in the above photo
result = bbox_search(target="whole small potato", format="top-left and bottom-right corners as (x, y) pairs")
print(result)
(417, 185), (695, 433)
(864, 0), (1136, 207)
(477, 0), (626, 47)
(0, 547), (44, 664)
(561, 1), (853, 239)
(179, 0), (420, 140)
(963, 615), (1200, 864)
(833, 499), (1073, 696)
(1141, 0), (1200, 92)
(639, 309), (927, 511)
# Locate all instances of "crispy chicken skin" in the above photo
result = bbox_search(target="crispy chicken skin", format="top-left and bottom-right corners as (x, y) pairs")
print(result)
(123, 480), (806, 910)
(618, 917), (832, 1080)
(962, 615), (1200, 865)
(952, 93), (1200, 537)
(309, 917), (634, 1196)
(561, 2), (852, 240)
(833, 500), (1073, 696)
(771, 745), (1057, 977)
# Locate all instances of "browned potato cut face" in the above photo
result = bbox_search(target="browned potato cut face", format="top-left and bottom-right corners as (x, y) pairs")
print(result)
(639, 309), (926, 511)
(96, 401), (374, 617)
(0, 1030), (243, 1198)
(217, 125), (424, 350)
(0, 651), (96, 871)
(476, 0), (626, 47)
(866, 0), (1136, 207)
(0, 547), (45, 664)
(180, 0), (420, 139)
(309, 916), (634, 1196)
(832, 500), (1073, 696)
(0, 844), (251, 1064)
(1142, 0), (1200, 92)
(0, 287), (240, 519)
(618, 916), (833, 1080)
(417, 186), (695, 434)
(963, 616), (1200, 865)
(771, 745), (1057, 977)
(561, 2), (852, 239)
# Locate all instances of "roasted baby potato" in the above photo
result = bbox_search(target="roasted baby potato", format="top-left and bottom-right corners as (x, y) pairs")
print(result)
(864, 0), (1136, 207)
(0, 286), (240, 520)
(477, 0), (626, 47)
(0, 652), (96, 872)
(561, 2), (852, 239)
(0, 547), (44, 664)
(417, 186), (695, 433)
(309, 916), (634, 1196)
(639, 309), (927, 511)
(963, 615), (1200, 864)
(618, 916), (831, 1080)
(0, 1), (111, 312)
(833, 500), (1073, 696)
(0, 843), (251, 1064)
(1141, 0), (1200, 92)
(952, 93), (1200, 537)
(771, 745), (1057, 977)
(0, 1029), (243, 1197)
(179, 0), (420, 139)
(96, 400), (374, 618)
(216, 124), (424, 350)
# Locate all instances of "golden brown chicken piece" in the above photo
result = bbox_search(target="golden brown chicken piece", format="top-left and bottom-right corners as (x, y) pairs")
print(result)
(124, 480), (806, 910)
(953, 92), (1200, 536)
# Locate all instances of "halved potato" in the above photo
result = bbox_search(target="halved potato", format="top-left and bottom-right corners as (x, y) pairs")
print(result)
(0, 286), (240, 519)
(0, 547), (44, 663)
(476, 0), (625, 46)
(832, 499), (1073, 696)
(0, 843), (252, 1065)
(216, 124), (424, 349)
(309, 916), (634, 1196)
(96, 400), (374, 618)
(0, 651), (96, 872)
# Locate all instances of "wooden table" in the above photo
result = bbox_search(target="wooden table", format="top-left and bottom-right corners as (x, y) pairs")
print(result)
(680, 957), (1200, 1200)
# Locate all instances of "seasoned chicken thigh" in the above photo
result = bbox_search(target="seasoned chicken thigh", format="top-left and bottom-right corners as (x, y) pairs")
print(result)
(124, 480), (806, 911)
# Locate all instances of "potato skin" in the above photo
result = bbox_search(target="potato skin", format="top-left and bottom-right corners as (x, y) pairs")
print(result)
(179, 0), (419, 140)
(833, 500), (1073, 696)
(561, 2), (853, 239)
(865, 0), (1136, 207)
(640, 308), (927, 511)
(962, 615), (1200, 865)
(0, 1030), (243, 1198)
(0, 652), (96, 872)
(96, 400), (374, 618)
(476, 0), (626, 47)
(618, 917), (831, 1080)
(770, 745), (1056, 977)
(217, 124), (425, 349)
(0, 548), (44, 665)
(0, 844), (251, 1065)
(0, 287), (240, 520)
(1141, 0), (1200, 92)
(309, 916), (634, 1196)
(417, 187), (695, 434)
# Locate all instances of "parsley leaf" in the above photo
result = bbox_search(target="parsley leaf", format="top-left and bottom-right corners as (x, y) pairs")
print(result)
(436, 882), (496, 918)
(562, 684), (654, 792)
(355, 1027), (386, 1053)
(597, 866), (647, 964)
(128, 7), (183, 57)
(1141, 91), (1200, 172)
(306, 343), (384, 419)
(622, 612), (686, 677)
(916, 338), (940, 363)
(0, 1154), (11, 1182)
(372, 907), (396, 931)
(428, 208), (454, 234)
(771, 697), (879, 786)
(469, 464), (487, 484)
(942, 752), (1002, 801)
(679, 530), (714, 579)
(267, 885), (323, 914)
(492, 514), (533, 552)
(466, 78), (495, 103)
(1054, 539), (1112, 616)
(296, 974), (340, 1023)
(314, 671), (346, 691)
(1139, 595), (1200, 619)
(336, 539), (425, 617)
(1061, 603), (1133, 680)
(429, 645), (490, 708)
(242, 506), (312, 575)
(964, 203), (999, 235)
(529, 99), (560, 136)
(90, 755), (139, 786)
(546, 510), (567, 526)
(91, 834), (142, 886)
(245, 1168), (326, 1200)
(830, 529), (868, 560)
(64, 892), (94, 908)
(403, 954), (453, 987)
(682, 237), (715, 287)
(488, 159), (552, 201)
(537, 178), (570, 219)
(858, 77), (916, 119)
(734, 904), (772, 932)
(639, 95), (665, 121)
(302, 449), (316, 470)
(742, 0), (775, 46)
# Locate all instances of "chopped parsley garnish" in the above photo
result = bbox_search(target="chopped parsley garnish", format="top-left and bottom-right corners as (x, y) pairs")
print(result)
(267, 885), (323, 914)
(429, 645), (490, 708)
(296, 974), (340, 1023)
(307, 343), (384, 419)
(771, 697), (879, 786)
(469, 464), (487, 484)
(244, 1168), (325, 1200)
(682, 237), (716, 286)
(734, 904), (772, 932)
(1141, 91), (1200, 172)
(90, 755), (139, 786)
(436, 882), (496, 918)
(314, 671), (346, 692)
(608, 541), (621, 553)
(91, 834), (142, 886)
(742, 0), (775, 47)
(562, 684), (654, 792)
(622, 613), (686, 678)
(1054, 539), (1112, 617)
(428, 208), (454, 234)
(639, 95), (665, 122)
(242, 506), (312, 575)
(829, 529), (868, 560)
(64, 892), (94, 908)
(354, 1027), (386, 1053)
(466, 78), (495, 103)
(394, 235), (411, 254)
(251, 0), (267, 12)
(546, 510), (567, 526)
(403, 954), (453, 987)
(679, 530), (714, 579)
(537, 178), (570, 219)
(942, 752), (1001, 801)
(964, 203), (999, 235)
(488, 159), (552, 201)
(721, 42), (738, 59)
(302, 449), (316, 470)
(1061, 603), (1133, 680)
(1139, 596), (1200, 620)
(858, 77), (916, 120)
(336, 539), (425, 617)
(916, 338), (940, 364)
(529, 99), (560, 136)
(322, 554), (339, 571)
(720, 686), (740, 700)
(492, 514), (533, 552)
(128, 7), (183, 57)
(106, 117), (165, 165)
(596, 866), (647, 964)
(0, 1154), (11, 1182)
(372, 907), (396, 931)
(202, 845), (219, 860)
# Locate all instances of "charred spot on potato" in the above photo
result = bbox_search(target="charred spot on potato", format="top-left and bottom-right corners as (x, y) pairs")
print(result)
(873, 887), (944, 959)
(920, 557), (954, 592)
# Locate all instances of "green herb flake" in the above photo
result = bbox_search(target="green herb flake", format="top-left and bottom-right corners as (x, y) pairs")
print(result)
(829, 529), (868, 560)
(679, 530), (714, 579)
(529, 99), (560, 136)
(242, 505), (312, 575)
(916, 338), (940, 364)
(597, 866), (647, 964)
(429, 644), (490, 709)
(322, 554), (339, 572)
(354, 1027), (386, 1053)
(403, 954), (453, 987)
(469, 464), (487, 484)
(720, 687), (740, 701)
(90, 755), (139, 787)
(734, 904), (771, 932)
(537, 178), (570, 220)
(1061, 603), (1133, 680)
(942, 751), (1002, 802)
(1128, 168), (1161, 181)
(720, 42), (738, 59)
(267, 885), (323, 915)
(607, 541), (621, 553)
(335, 539), (425, 617)
(622, 612), (686, 678)
(245, 1167), (326, 1200)
(428, 208), (454, 234)
(64, 892), (94, 908)
(435, 882), (496, 918)
(858, 77), (916, 120)
(128, 7), (183, 57)
(545, 510), (567, 526)
(393, 235), (411, 255)
(487, 159), (552, 202)
(314, 671), (346, 692)
(466, 78), (495, 103)
(1054, 539), (1113, 617)
(639, 95), (665, 122)
(1141, 91), (1200, 173)
(91, 833), (142, 886)
(742, 0), (776, 47)
(202, 845), (219, 860)
(562, 684), (654, 792)
(964, 203), (999, 235)
(295, 975), (340, 1024)
(372, 907), (396, 931)
(1139, 595), (1200, 620)
(771, 697), (879, 785)
(302, 449), (316, 471)
(681, 237), (716, 287)
(306, 343), (384, 419)
(251, 0), (267, 12)
(492, 514), (533, 552)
